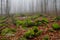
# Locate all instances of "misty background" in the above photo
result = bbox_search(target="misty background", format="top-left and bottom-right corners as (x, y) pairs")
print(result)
(0, 0), (60, 15)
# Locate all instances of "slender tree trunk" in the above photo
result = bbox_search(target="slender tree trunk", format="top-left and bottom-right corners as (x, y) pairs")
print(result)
(1, 0), (2, 16)
(36, 0), (38, 12)
(32, 0), (34, 14)
(29, 1), (32, 14)
(41, 0), (43, 14)
(46, 0), (48, 15)
(6, 0), (10, 17)
(55, 0), (58, 16)
(54, 0), (58, 16)
(44, 0), (47, 14)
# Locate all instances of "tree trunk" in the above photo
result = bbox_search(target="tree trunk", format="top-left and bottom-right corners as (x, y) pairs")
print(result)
(55, 0), (58, 16)
(1, 0), (2, 16)
(32, 0), (34, 14)
(6, 0), (10, 17)
(54, 0), (58, 16)
(44, 0), (47, 14)
(41, 0), (43, 14)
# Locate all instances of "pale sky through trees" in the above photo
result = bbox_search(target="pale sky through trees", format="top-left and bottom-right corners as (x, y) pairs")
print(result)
(0, 0), (60, 14)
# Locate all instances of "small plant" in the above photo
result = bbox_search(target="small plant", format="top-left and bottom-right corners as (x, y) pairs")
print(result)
(37, 14), (43, 17)
(35, 20), (43, 26)
(54, 16), (60, 21)
(36, 30), (43, 36)
(43, 35), (49, 40)
(0, 23), (7, 27)
(31, 15), (39, 20)
(18, 37), (27, 40)
(24, 26), (43, 39)
(1, 28), (16, 36)
(0, 20), (6, 23)
(35, 17), (48, 26)
(48, 29), (54, 32)
(15, 19), (24, 27)
(33, 26), (38, 33)
(20, 14), (25, 17)
(24, 30), (34, 39)
(33, 26), (43, 36)
(0, 16), (7, 20)
(1, 38), (8, 40)
(52, 23), (60, 30)
(22, 19), (35, 27)
(41, 17), (49, 24)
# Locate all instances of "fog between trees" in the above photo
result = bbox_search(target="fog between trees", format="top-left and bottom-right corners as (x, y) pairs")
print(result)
(0, 0), (60, 16)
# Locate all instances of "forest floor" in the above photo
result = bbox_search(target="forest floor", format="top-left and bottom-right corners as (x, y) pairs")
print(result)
(0, 14), (60, 40)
